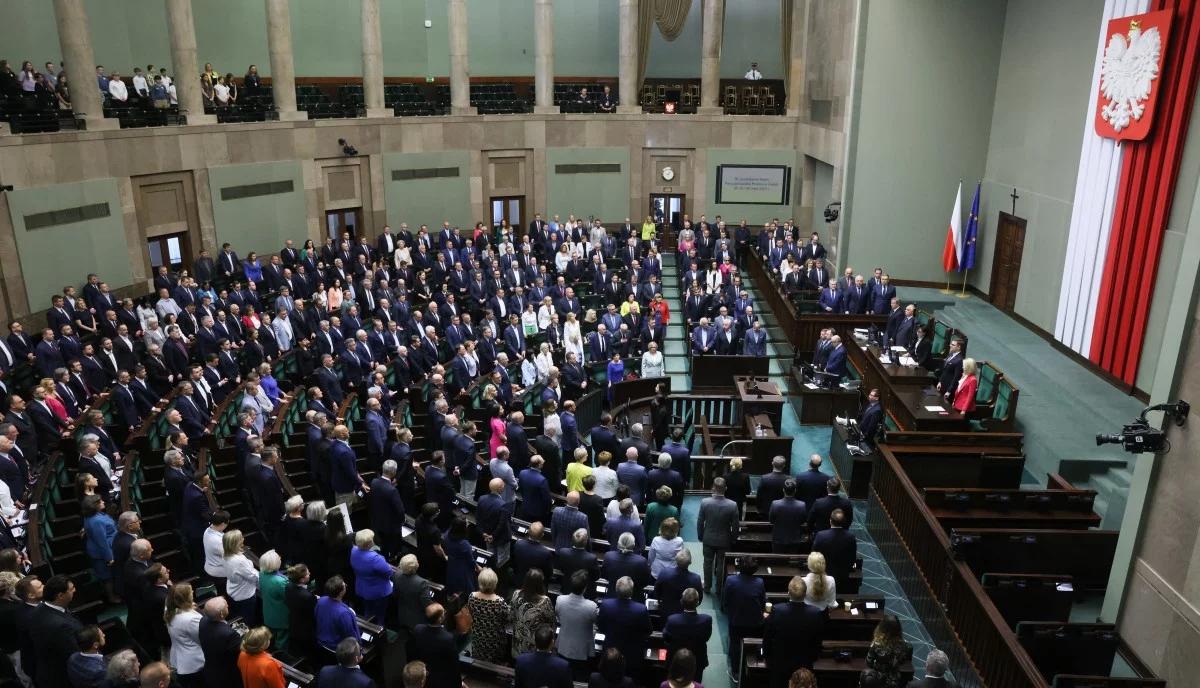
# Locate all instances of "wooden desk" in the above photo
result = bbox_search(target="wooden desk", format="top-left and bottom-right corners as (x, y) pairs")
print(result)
(736, 377), (785, 430)
(795, 377), (860, 425)
(890, 387), (969, 432)
(845, 336), (967, 431)
(742, 638), (913, 688)
(828, 423), (876, 499)
(745, 413), (777, 437)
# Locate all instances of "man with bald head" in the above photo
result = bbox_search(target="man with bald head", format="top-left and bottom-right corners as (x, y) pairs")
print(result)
(198, 596), (242, 686)
(550, 491), (589, 551)
(476, 477), (515, 566)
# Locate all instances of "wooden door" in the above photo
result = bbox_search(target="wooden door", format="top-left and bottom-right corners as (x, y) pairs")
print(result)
(989, 212), (1026, 312)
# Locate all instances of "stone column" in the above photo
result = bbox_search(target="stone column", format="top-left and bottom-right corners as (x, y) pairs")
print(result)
(361, 0), (390, 117)
(698, 0), (725, 114)
(52, 0), (117, 130)
(617, 0), (640, 114)
(533, 0), (556, 114)
(264, 0), (306, 120)
(448, 0), (475, 115)
(165, 0), (216, 124)
(786, 0), (809, 117)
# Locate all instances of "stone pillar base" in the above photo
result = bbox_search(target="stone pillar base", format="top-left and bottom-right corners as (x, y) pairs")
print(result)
(786, 108), (802, 117)
(183, 113), (218, 125)
(451, 106), (478, 116)
(533, 105), (559, 115)
(617, 105), (642, 114)
(275, 110), (309, 121)
(696, 106), (724, 116)
(0, 122), (10, 136)
(77, 115), (120, 131)
(364, 107), (393, 119)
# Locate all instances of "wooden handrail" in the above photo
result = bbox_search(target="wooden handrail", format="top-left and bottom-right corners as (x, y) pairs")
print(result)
(871, 445), (1047, 688)
(23, 454), (58, 570)
(267, 393), (298, 440)
(124, 388), (182, 449)
(196, 447), (220, 512)
(117, 450), (138, 514)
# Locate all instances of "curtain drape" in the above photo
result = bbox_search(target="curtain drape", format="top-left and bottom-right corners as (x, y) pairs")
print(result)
(637, 0), (694, 89)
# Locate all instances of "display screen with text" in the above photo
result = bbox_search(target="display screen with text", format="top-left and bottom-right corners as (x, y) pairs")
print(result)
(716, 165), (791, 205)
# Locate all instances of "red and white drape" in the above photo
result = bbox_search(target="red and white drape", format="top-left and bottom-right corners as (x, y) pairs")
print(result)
(1055, 0), (1200, 386)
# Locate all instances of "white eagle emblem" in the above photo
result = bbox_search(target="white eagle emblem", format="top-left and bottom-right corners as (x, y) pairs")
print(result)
(1099, 21), (1162, 132)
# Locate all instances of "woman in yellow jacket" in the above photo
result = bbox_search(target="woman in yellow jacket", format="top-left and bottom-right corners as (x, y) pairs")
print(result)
(641, 215), (657, 242)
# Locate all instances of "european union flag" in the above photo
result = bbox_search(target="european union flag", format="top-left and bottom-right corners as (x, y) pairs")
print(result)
(961, 182), (981, 272)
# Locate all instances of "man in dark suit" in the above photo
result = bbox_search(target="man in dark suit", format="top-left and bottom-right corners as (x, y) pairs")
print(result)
(589, 414), (621, 461)
(602, 533), (652, 592)
(250, 448), (287, 542)
(844, 277), (869, 314)
(318, 637), (377, 688)
(316, 355), (346, 408)
(517, 456), (552, 524)
(511, 521), (554, 586)
(555, 526), (599, 584)
(764, 577), (826, 688)
(812, 508), (858, 584)
(809, 477), (854, 533)
(505, 413), (531, 472)
(859, 386), (888, 451)
(893, 304), (918, 351)
(28, 575), (84, 688)
(769, 480), (809, 553)
(476, 478), (515, 565)
(868, 273), (897, 315)
(411, 604), (462, 688)
(647, 454), (685, 509)
(756, 456), (790, 515)
(597, 576), (653, 678)
(722, 557), (766, 677)
(368, 460), (407, 559)
(663, 588), (713, 684)
(792, 454), (828, 507)
(515, 625), (572, 688)
(422, 452), (455, 528)
(654, 549), (703, 619)
(824, 335), (848, 378)
(938, 338), (965, 401)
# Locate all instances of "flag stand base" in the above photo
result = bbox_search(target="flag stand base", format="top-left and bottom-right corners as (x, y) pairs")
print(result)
(940, 279), (955, 295)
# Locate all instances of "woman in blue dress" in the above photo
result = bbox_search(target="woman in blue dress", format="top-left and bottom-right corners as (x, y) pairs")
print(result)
(242, 251), (264, 284)
(606, 351), (625, 403)
(443, 516), (478, 596)
(82, 494), (119, 603)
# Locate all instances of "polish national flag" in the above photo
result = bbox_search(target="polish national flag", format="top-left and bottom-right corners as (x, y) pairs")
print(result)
(942, 181), (963, 272)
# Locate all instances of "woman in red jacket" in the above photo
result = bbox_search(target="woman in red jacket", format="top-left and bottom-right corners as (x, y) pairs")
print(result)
(953, 358), (979, 414)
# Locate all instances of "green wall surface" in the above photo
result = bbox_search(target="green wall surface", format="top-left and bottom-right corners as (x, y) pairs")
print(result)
(6, 179), (134, 306)
(843, 0), (1005, 283)
(977, 0), (1104, 333)
(706, 149), (799, 223)
(207, 161), (306, 257)
(555, 1), (619, 77)
(545, 147), (631, 222)
(383, 151), (473, 230)
(4, 0), (767, 80)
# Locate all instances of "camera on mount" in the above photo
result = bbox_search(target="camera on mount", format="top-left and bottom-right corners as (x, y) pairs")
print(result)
(1096, 401), (1189, 454)
(823, 202), (841, 223)
(338, 138), (358, 156)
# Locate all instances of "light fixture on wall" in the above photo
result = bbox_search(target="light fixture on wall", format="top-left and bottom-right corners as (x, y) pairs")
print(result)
(823, 201), (841, 223)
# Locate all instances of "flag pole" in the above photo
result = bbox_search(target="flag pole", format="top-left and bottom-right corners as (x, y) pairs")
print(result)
(941, 276), (953, 294)
(958, 269), (970, 298)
